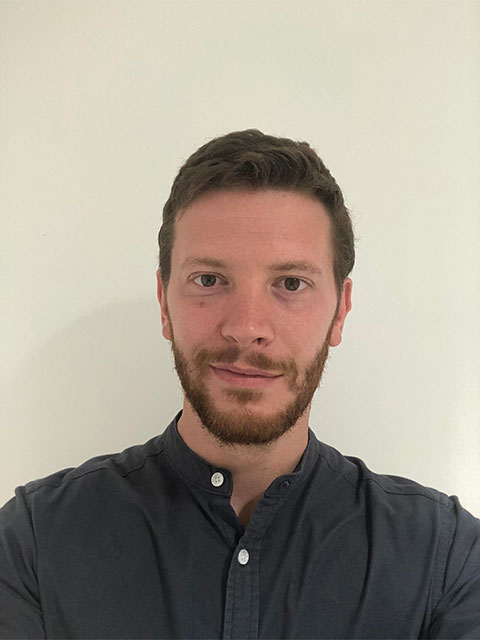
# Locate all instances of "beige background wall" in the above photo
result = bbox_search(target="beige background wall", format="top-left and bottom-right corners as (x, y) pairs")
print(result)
(1, 0), (479, 516)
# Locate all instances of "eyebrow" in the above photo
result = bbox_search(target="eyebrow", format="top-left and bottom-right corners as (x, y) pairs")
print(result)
(181, 257), (323, 276)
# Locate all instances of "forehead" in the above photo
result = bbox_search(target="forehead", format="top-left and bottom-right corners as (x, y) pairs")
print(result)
(172, 189), (334, 270)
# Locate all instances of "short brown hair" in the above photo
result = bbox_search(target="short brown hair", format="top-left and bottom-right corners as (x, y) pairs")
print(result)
(158, 129), (355, 300)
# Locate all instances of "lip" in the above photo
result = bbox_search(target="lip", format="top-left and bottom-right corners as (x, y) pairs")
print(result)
(212, 364), (279, 377)
(210, 365), (282, 388)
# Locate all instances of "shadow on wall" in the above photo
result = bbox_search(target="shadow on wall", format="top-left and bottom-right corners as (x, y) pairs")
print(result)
(3, 299), (182, 493)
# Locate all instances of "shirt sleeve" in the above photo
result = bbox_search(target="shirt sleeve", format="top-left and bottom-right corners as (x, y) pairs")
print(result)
(0, 487), (46, 639)
(428, 496), (480, 639)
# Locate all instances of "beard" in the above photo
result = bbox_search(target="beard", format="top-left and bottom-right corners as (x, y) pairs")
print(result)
(167, 314), (335, 451)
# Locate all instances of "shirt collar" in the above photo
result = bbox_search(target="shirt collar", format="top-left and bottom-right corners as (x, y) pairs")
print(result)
(161, 410), (321, 497)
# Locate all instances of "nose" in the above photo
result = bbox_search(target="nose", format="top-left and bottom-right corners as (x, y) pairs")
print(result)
(220, 284), (275, 347)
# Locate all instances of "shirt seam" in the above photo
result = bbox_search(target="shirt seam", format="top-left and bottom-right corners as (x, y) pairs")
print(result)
(430, 501), (457, 624)
(23, 446), (167, 495)
(317, 451), (450, 507)
(22, 488), (47, 638)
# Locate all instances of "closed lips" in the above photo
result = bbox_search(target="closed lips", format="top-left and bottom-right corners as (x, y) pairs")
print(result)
(213, 366), (280, 378)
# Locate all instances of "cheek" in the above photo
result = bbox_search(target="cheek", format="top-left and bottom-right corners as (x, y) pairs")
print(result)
(280, 318), (316, 360)
(289, 314), (332, 353)
(286, 308), (323, 338)
(169, 300), (214, 342)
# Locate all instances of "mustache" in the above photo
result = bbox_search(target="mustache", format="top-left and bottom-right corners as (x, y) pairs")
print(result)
(192, 346), (298, 380)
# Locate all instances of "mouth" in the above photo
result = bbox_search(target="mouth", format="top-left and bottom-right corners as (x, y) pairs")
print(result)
(212, 364), (280, 377)
(210, 365), (283, 388)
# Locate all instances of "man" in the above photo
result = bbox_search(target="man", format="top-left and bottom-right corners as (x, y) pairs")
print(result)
(0, 130), (478, 639)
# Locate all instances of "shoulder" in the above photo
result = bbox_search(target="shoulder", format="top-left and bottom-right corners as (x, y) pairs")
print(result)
(315, 438), (469, 518)
(313, 440), (480, 633)
(315, 439), (480, 592)
(18, 432), (167, 506)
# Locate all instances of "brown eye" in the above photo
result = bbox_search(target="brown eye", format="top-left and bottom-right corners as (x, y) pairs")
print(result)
(193, 274), (219, 287)
(282, 278), (307, 292)
(284, 278), (300, 291)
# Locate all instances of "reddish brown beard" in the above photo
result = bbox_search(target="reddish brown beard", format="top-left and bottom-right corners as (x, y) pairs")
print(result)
(168, 321), (334, 449)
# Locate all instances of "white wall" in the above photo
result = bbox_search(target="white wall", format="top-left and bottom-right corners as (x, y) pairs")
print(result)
(1, 0), (479, 516)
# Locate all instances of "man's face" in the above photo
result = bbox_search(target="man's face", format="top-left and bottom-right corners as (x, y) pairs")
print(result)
(157, 189), (352, 449)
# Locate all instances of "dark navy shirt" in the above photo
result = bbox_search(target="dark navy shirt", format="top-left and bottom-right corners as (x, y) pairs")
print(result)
(1, 410), (479, 639)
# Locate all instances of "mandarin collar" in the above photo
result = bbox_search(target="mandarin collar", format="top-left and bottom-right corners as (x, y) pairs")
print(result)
(161, 410), (320, 498)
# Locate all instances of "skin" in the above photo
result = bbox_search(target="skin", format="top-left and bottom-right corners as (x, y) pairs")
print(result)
(156, 188), (352, 527)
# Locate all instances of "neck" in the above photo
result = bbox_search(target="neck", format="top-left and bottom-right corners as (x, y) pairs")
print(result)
(177, 401), (310, 515)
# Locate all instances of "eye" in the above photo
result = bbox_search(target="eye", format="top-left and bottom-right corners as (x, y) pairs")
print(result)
(278, 277), (309, 292)
(191, 274), (309, 292)
(192, 274), (224, 288)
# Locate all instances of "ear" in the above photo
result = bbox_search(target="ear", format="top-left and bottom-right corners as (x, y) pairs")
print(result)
(329, 278), (353, 347)
(156, 270), (172, 341)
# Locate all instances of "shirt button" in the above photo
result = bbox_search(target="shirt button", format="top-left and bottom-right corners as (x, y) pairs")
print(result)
(238, 549), (249, 565)
(211, 472), (224, 487)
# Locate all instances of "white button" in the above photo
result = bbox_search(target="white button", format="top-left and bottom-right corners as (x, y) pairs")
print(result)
(238, 549), (249, 565)
(211, 472), (224, 487)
